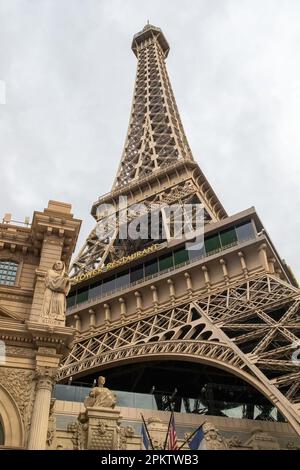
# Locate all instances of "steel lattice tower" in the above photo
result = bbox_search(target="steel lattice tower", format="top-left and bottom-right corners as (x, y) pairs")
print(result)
(64, 25), (300, 436)
(70, 25), (227, 277)
(114, 25), (193, 187)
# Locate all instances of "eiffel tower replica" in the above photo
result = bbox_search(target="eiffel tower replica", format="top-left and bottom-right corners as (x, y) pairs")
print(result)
(60, 25), (300, 436)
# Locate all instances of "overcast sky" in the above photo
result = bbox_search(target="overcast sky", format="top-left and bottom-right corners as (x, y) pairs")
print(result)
(0, 0), (299, 278)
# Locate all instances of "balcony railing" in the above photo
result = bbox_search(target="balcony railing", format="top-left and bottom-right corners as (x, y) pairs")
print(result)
(67, 233), (257, 314)
(53, 383), (282, 422)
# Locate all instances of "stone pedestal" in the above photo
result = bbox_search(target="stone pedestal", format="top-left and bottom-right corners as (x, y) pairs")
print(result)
(147, 417), (168, 450)
(85, 407), (122, 450)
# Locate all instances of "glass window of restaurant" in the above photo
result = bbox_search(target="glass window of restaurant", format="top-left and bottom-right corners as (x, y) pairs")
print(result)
(173, 247), (189, 266)
(159, 253), (174, 271)
(130, 264), (144, 283)
(76, 286), (89, 304)
(204, 234), (221, 254)
(115, 270), (130, 289)
(66, 292), (76, 308)
(102, 276), (116, 295)
(145, 258), (159, 277)
(236, 221), (255, 243)
(89, 280), (102, 300)
(220, 227), (237, 248)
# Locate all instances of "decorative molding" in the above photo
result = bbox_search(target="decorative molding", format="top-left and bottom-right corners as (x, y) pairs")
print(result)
(0, 367), (35, 432)
(35, 366), (57, 391)
(6, 346), (35, 358)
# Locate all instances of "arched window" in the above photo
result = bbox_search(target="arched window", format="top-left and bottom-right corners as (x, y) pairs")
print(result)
(0, 261), (18, 286)
(0, 418), (4, 445)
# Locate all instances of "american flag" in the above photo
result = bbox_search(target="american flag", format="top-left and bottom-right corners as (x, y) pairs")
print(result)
(168, 412), (178, 450)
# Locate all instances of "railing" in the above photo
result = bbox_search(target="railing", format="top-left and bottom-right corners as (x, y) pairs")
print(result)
(67, 234), (257, 314)
(52, 383), (282, 422)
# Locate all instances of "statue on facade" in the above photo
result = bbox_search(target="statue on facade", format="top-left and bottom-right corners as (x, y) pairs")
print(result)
(42, 261), (71, 324)
(202, 422), (228, 450)
(84, 376), (117, 409)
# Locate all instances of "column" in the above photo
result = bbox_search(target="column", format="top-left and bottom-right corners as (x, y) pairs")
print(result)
(258, 243), (269, 272)
(104, 303), (111, 325)
(89, 309), (96, 330)
(74, 314), (81, 330)
(27, 368), (56, 450)
(150, 285), (158, 310)
(134, 291), (143, 317)
(167, 279), (176, 304)
(219, 258), (229, 285)
(119, 297), (127, 321)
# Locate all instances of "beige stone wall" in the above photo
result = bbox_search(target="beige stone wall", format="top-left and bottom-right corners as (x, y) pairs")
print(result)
(51, 400), (300, 450)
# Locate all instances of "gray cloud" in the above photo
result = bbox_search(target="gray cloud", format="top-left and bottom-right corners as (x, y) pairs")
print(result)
(0, 0), (299, 278)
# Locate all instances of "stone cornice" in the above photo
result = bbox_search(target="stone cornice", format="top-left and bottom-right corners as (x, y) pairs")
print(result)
(0, 319), (75, 351)
(26, 320), (75, 350)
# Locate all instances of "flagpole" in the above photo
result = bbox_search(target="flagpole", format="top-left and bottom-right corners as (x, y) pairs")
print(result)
(177, 420), (207, 450)
(141, 413), (155, 451)
(163, 409), (173, 450)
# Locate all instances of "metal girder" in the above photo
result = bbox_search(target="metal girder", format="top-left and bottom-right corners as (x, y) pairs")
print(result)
(113, 35), (193, 189)
(60, 274), (300, 402)
(59, 271), (300, 433)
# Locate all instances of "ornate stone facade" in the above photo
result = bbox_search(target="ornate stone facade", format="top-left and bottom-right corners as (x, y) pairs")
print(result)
(48, 401), (297, 451)
(0, 200), (81, 449)
(0, 367), (35, 434)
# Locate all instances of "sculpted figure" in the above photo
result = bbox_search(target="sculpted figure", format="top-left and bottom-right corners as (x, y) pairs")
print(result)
(84, 376), (117, 409)
(42, 261), (71, 323)
(202, 422), (228, 450)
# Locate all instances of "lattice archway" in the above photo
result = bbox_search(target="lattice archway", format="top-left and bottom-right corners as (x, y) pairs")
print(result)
(60, 274), (300, 435)
(61, 339), (299, 434)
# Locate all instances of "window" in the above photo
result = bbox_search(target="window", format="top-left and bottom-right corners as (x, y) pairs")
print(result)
(89, 280), (102, 300)
(159, 253), (174, 271)
(66, 293), (76, 308)
(101, 276), (116, 294)
(145, 259), (158, 277)
(236, 221), (255, 243)
(76, 286), (89, 303)
(130, 265), (144, 283)
(0, 261), (18, 286)
(187, 241), (205, 260)
(115, 270), (130, 289)
(204, 234), (221, 254)
(173, 248), (189, 266)
(220, 227), (237, 248)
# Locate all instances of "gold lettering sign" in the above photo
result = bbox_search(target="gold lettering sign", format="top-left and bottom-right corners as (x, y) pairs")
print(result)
(72, 243), (165, 285)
